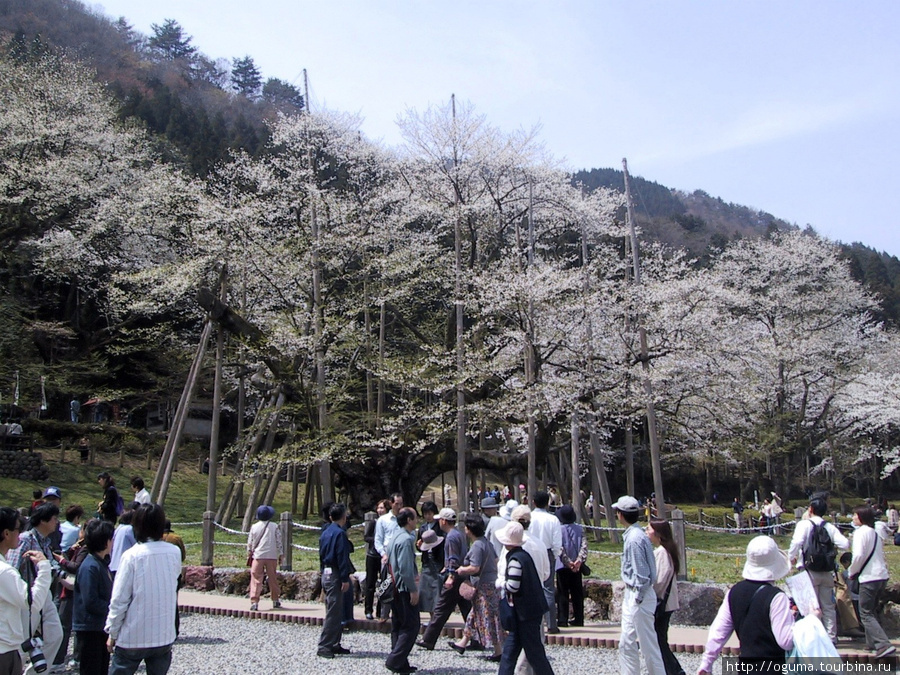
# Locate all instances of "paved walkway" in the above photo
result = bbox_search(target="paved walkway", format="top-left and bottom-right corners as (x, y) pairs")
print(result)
(178, 591), (892, 663)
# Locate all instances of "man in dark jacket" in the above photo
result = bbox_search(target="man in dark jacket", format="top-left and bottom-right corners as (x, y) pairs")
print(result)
(317, 503), (352, 659)
(73, 519), (114, 674)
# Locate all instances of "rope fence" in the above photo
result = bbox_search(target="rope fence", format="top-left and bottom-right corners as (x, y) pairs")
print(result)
(164, 508), (900, 572)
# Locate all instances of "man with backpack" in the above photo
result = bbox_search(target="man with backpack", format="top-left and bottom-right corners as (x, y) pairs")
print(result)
(788, 496), (849, 643)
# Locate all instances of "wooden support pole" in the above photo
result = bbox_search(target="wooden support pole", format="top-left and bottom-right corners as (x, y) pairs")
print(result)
(207, 266), (227, 514)
(280, 511), (292, 571)
(671, 508), (687, 581)
(153, 320), (213, 506)
(201, 510), (215, 567)
(302, 465), (316, 520)
(291, 465), (300, 514)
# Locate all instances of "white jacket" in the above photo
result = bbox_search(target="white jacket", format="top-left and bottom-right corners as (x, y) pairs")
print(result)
(0, 555), (51, 652)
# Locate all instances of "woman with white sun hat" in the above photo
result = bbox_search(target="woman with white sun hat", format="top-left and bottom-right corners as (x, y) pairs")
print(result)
(698, 536), (795, 675)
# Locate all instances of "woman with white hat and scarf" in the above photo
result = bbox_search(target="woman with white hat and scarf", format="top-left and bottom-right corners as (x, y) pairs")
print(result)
(698, 536), (794, 674)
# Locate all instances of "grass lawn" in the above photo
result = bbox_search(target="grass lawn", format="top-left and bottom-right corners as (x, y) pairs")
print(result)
(2, 450), (898, 583)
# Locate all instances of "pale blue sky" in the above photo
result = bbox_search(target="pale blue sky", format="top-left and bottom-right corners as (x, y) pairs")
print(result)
(95, 1), (900, 254)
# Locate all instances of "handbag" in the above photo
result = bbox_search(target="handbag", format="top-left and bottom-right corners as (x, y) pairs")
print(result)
(458, 580), (477, 601)
(375, 563), (395, 601)
(246, 551), (253, 567)
(849, 540), (876, 595)
(580, 562), (591, 577)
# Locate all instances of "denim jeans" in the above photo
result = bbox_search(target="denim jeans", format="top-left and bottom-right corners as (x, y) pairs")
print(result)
(109, 644), (172, 675)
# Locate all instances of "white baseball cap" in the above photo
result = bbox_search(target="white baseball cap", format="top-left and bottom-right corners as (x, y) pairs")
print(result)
(612, 495), (640, 513)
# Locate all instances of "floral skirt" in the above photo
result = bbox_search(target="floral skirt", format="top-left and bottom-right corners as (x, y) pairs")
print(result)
(463, 584), (505, 649)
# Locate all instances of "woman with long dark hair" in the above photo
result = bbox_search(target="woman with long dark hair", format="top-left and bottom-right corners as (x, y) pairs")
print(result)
(363, 499), (390, 620)
(646, 519), (685, 675)
(96, 473), (121, 523)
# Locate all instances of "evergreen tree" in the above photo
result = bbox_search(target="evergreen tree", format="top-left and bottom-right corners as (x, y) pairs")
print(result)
(231, 55), (261, 99)
(262, 77), (304, 110)
(148, 19), (196, 60)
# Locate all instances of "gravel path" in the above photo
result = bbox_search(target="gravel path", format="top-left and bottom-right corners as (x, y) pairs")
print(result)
(167, 612), (708, 675)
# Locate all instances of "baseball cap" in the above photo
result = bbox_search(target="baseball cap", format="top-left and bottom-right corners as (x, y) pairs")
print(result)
(43, 487), (62, 500)
(612, 495), (640, 513)
(437, 508), (457, 521)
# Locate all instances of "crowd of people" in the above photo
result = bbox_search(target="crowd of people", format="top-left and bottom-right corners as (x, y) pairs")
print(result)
(5, 475), (898, 675)
(322, 491), (572, 674)
(317, 488), (898, 675)
(0, 475), (184, 675)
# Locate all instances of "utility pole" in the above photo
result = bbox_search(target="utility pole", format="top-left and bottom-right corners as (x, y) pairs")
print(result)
(206, 266), (227, 513)
(304, 68), (334, 505)
(578, 212), (618, 541)
(623, 158), (666, 515)
(452, 94), (468, 512)
(526, 179), (537, 503)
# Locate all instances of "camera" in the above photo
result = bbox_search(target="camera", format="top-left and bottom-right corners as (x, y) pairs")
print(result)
(21, 636), (47, 673)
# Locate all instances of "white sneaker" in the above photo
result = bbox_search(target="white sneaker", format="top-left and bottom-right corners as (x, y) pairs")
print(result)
(875, 644), (897, 659)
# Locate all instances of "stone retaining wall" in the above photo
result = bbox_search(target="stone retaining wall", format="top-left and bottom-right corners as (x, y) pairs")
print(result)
(183, 566), (724, 626)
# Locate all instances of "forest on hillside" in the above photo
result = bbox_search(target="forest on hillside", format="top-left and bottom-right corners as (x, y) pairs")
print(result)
(2, 0), (900, 514)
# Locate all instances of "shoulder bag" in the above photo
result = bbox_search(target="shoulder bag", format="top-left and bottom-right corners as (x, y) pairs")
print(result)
(848, 541), (876, 595)
(374, 562), (395, 601)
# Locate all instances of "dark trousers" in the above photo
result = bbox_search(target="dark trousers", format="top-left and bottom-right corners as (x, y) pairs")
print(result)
(0, 650), (21, 675)
(386, 590), (421, 671)
(56, 594), (73, 665)
(318, 573), (344, 652)
(556, 568), (584, 626)
(78, 630), (110, 675)
(364, 554), (380, 616)
(654, 610), (685, 675)
(108, 644), (172, 675)
(859, 580), (892, 651)
(342, 580), (354, 624)
(420, 577), (471, 647)
(498, 617), (555, 675)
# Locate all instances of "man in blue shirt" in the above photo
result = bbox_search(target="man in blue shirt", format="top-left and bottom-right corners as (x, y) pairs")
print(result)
(416, 508), (471, 650)
(317, 503), (352, 659)
(614, 495), (664, 675)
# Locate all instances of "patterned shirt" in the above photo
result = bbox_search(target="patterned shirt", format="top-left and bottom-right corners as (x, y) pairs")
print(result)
(6, 528), (54, 574)
(620, 523), (656, 601)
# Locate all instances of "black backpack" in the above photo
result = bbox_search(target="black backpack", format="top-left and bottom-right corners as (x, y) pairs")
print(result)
(803, 521), (836, 572)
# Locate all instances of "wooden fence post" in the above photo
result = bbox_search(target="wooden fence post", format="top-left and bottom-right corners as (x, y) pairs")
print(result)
(280, 511), (293, 571)
(202, 510), (215, 566)
(60, 440), (66, 463)
(671, 508), (687, 581)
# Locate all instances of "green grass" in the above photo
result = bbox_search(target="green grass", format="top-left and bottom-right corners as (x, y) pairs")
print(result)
(2, 450), (898, 582)
(0, 449), (370, 571)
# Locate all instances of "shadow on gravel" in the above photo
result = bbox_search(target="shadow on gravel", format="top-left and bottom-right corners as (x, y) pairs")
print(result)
(341, 652), (487, 674)
(175, 636), (228, 645)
